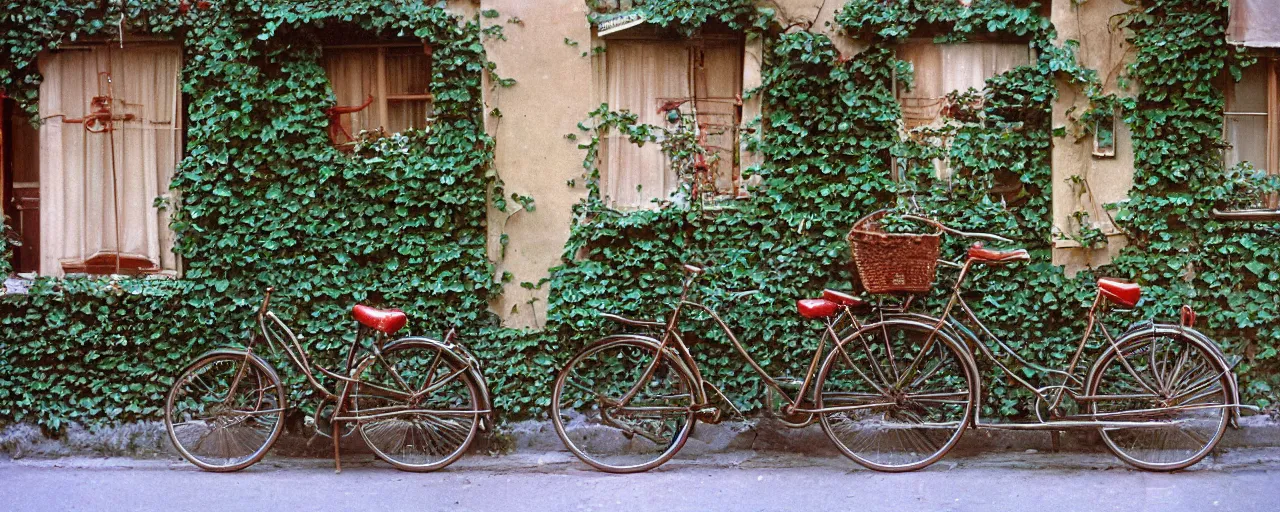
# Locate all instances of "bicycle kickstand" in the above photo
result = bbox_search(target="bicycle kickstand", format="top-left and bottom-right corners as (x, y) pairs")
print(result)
(332, 419), (343, 473)
(332, 384), (354, 473)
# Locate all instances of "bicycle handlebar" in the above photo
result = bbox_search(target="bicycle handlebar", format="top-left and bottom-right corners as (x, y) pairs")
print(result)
(901, 214), (1014, 244)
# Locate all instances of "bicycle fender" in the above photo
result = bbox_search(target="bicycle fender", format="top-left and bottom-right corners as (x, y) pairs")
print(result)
(383, 336), (495, 429)
(184, 348), (282, 385)
(1085, 324), (1243, 428)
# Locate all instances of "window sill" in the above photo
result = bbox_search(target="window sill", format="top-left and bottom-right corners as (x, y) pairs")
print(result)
(3, 275), (34, 295)
(1212, 208), (1280, 221)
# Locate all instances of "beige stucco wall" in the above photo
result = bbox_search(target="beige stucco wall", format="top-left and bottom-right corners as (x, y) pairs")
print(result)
(772, 0), (865, 56)
(475, 0), (865, 327)
(484, 1), (1133, 326)
(478, 0), (593, 328)
(1050, 0), (1136, 274)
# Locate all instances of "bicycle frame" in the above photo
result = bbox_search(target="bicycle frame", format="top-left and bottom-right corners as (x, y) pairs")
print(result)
(610, 270), (866, 421)
(229, 287), (492, 471)
(886, 250), (1244, 430)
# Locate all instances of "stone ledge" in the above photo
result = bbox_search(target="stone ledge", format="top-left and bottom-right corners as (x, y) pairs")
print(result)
(3, 415), (1277, 460)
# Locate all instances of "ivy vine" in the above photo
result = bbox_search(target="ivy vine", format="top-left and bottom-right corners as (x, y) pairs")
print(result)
(3, 0), (1280, 433)
(0, 0), (552, 430)
(545, 0), (1280, 421)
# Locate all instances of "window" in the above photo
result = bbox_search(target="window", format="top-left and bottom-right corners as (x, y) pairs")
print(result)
(895, 41), (1032, 180)
(599, 35), (743, 208)
(1224, 56), (1279, 211)
(322, 43), (433, 146)
(36, 43), (183, 276)
(897, 41), (1032, 129)
(3, 99), (42, 274)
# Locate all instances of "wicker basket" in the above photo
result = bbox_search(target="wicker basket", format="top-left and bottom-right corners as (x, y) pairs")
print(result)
(848, 210), (942, 294)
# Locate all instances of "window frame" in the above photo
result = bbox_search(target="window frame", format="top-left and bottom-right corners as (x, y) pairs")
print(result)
(1222, 53), (1280, 214)
(322, 42), (434, 141)
(593, 27), (747, 208)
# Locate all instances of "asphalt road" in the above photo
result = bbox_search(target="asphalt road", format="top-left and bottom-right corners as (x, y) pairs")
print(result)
(2, 450), (1279, 512)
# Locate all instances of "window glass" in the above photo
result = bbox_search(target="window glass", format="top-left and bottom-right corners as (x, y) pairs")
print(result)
(601, 38), (742, 208)
(37, 44), (182, 275)
(1225, 61), (1270, 174)
(323, 45), (432, 139)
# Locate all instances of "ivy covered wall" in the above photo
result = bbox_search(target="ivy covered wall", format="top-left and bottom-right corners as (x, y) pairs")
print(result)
(544, 0), (1280, 419)
(0, 0), (554, 429)
(1, 0), (1277, 432)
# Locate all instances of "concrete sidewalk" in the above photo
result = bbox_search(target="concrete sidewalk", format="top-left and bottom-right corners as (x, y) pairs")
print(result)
(2, 449), (1279, 512)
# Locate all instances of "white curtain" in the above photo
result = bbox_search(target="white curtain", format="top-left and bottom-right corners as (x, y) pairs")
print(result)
(323, 47), (431, 136)
(898, 42), (1031, 178)
(693, 41), (743, 196)
(323, 49), (380, 136)
(38, 44), (182, 276)
(602, 40), (691, 208)
(899, 42), (1031, 128)
(384, 47), (431, 133)
(1224, 60), (1270, 173)
(1229, 0), (1280, 48)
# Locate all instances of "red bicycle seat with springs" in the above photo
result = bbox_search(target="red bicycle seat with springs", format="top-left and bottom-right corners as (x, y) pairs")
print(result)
(822, 289), (868, 309)
(797, 299), (840, 319)
(353, 304), (408, 334)
(1097, 278), (1141, 308)
(968, 243), (1030, 264)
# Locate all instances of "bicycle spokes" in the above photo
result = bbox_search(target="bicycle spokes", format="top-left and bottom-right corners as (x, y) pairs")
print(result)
(165, 355), (285, 471)
(818, 322), (973, 472)
(552, 339), (696, 473)
(1090, 334), (1230, 470)
(353, 341), (481, 471)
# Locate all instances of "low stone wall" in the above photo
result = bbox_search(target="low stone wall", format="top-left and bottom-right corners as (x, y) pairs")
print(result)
(4, 415), (1278, 460)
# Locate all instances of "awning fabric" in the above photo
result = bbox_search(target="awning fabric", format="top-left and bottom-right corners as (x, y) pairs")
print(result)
(1229, 0), (1280, 48)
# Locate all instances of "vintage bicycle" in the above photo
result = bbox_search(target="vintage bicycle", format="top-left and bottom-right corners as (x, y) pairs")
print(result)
(550, 263), (878, 473)
(814, 212), (1252, 472)
(163, 287), (492, 472)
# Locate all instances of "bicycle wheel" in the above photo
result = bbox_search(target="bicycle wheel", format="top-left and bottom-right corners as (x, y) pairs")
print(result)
(551, 337), (697, 473)
(1087, 332), (1231, 471)
(352, 339), (481, 472)
(816, 320), (974, 472)
(164, 352), (286, 472)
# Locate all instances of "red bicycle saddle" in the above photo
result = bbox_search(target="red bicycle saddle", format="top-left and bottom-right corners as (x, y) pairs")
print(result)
(352, 304), (408, 334)
(797, 299), (839, 319)
(822, 289), (867, 308)
(1097, 278), (1141, 308)
(968, 242), (1030, 264)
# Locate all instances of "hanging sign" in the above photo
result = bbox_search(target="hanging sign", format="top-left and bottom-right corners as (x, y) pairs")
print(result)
(597, 11), (647, 37)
